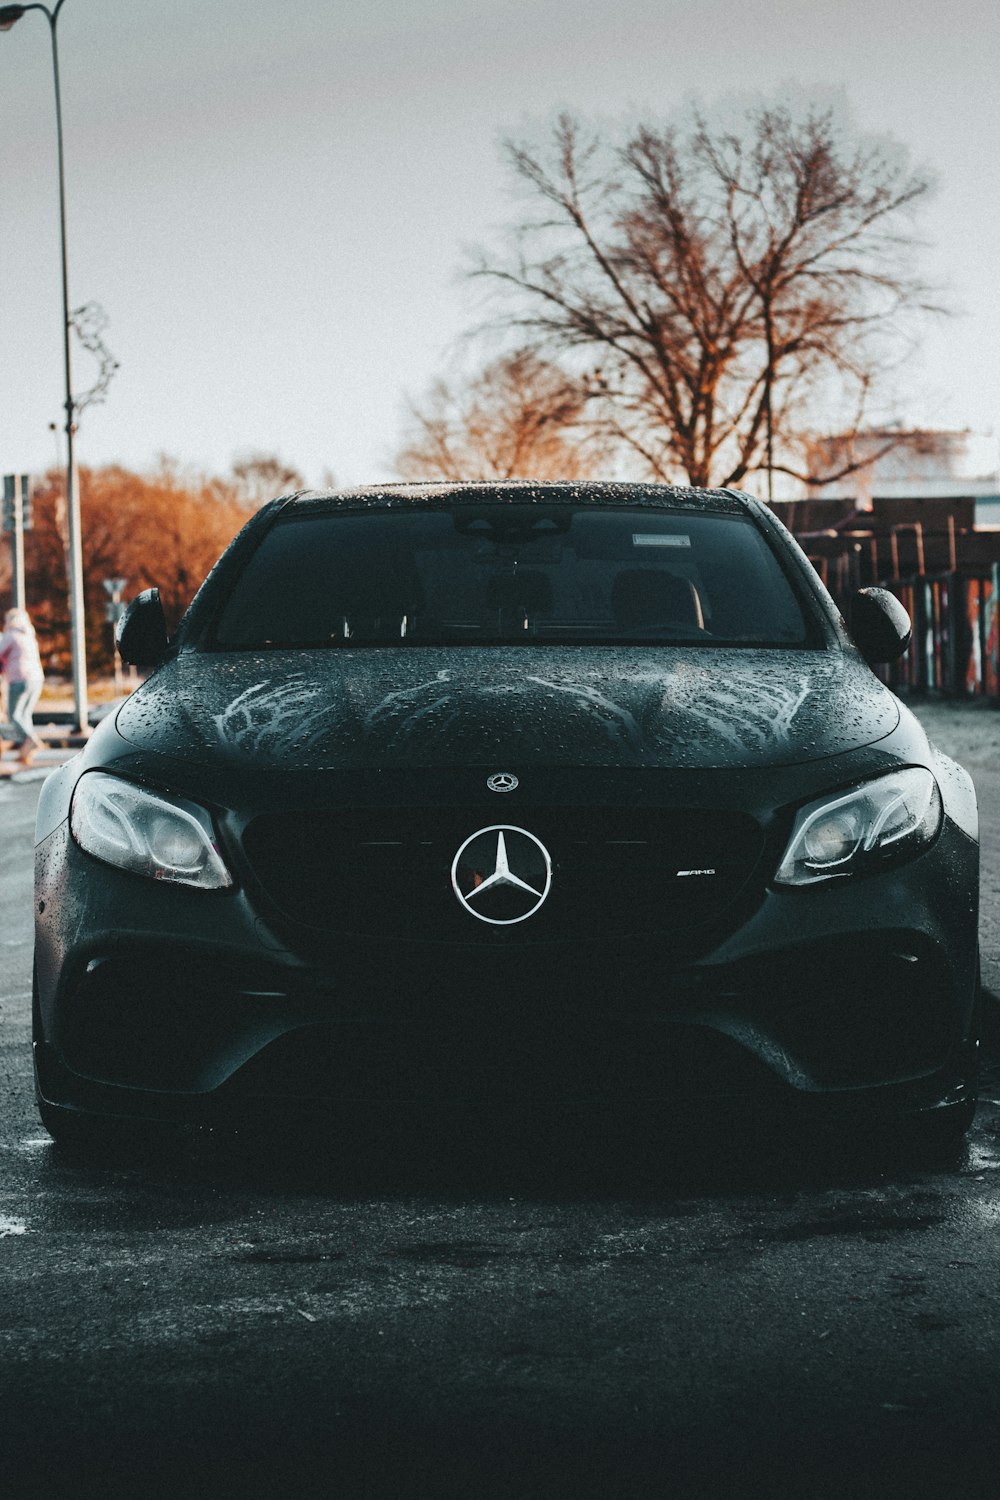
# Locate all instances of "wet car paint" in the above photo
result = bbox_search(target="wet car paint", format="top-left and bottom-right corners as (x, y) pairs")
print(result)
(111, 645), (901, 772)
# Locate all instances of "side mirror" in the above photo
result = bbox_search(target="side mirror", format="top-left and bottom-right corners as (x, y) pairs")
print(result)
(116, 588), (170, 668)
(849, 587), (912, 665)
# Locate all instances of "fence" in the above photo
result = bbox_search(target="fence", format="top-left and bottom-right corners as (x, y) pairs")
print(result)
(873, 568), (999, 699)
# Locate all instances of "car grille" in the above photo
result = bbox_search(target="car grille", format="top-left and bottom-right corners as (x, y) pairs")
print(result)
(240, 806), (765, 945)
(229, 1017), (782, 1102)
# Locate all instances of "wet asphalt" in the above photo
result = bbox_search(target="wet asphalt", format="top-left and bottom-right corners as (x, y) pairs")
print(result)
(2, 706), (1000, 1497)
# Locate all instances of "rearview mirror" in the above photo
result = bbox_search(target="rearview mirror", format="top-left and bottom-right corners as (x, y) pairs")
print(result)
(116, 588), (170, 668)
(849, 588), (912, 665)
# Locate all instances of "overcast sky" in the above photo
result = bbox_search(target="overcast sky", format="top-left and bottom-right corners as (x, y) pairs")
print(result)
(1, 0), (997, 489)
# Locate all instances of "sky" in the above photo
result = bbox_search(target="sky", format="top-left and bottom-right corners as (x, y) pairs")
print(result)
(1, 0), (998, 491)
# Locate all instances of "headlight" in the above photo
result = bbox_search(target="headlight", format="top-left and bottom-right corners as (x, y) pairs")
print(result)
(70, 772), (233, 890)
(774, 767), (941, 887)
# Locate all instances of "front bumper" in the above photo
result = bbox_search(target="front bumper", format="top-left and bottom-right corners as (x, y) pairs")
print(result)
(34, 811), (980, 1127)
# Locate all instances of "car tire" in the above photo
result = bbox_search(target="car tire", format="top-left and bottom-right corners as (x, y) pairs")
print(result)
(35, 1095), (120, 1160)
(33, 968), (146, 1161)
(904, 1095), (977, 1151)
(900, 961), (981, 1153)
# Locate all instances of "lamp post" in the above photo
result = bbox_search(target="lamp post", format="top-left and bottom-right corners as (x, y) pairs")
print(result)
(1, 0), (88, 732)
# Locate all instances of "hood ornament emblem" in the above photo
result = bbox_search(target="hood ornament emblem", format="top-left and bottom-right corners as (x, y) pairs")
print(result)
(451, 825), (552, 925)
(487, 772), (518, 793)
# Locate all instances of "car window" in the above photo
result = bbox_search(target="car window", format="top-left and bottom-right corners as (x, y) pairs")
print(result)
(211, 505), (814, 648)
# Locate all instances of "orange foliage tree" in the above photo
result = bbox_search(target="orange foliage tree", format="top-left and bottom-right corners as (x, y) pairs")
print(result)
(15, 460), (256, 674)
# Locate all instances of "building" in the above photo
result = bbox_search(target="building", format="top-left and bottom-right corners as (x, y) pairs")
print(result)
(800, 428), (1000, 530)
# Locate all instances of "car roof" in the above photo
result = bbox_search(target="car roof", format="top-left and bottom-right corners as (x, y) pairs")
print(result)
(274, 481), (752, 516)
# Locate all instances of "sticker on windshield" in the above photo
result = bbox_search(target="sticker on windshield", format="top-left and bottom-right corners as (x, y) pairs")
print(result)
(632, 533), (691, 547)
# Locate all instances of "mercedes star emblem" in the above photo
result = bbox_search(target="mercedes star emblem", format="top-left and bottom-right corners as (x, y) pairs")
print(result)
(451, 825), (552, 925)
(487, 772), (519, 793)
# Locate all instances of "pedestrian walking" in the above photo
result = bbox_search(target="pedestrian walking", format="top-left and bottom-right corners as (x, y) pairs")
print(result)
(0, 607), (45, 767)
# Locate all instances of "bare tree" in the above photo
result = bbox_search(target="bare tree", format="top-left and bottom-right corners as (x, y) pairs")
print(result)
(229, 451), (305, 508)
(473, 104), (937, 492)
(396, 349), (603, 482)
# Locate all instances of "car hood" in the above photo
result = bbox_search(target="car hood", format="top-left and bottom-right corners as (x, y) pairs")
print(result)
(113, 646), (899, 772)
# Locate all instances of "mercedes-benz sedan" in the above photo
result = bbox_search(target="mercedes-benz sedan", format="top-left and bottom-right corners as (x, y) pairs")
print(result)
(32, 482), (980, 1151)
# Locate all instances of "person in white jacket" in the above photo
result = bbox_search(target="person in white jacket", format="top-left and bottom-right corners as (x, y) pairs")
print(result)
(0, 608), (45, 766)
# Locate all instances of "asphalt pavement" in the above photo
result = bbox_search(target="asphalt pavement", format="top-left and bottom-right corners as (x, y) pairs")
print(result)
(2, 701), (1000, 1497)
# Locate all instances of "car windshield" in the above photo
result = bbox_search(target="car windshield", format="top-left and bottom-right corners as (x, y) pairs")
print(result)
(211, 504), (814, 649)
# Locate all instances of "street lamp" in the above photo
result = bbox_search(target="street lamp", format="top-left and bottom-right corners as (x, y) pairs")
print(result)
(1, 0), (88, 733)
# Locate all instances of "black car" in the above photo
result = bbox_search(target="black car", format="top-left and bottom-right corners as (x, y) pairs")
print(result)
(33, 482), (980, 1151)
